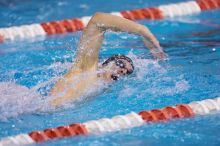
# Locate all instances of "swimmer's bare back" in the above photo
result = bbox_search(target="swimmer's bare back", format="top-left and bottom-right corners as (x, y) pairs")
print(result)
(50, 12), (166, 106)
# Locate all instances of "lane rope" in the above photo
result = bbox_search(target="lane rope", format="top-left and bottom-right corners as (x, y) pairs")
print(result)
(0, 0), (219, 43)
(1, 96), (220, 146)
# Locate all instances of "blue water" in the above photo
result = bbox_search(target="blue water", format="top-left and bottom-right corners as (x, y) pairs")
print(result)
(0, 0), (220, 146)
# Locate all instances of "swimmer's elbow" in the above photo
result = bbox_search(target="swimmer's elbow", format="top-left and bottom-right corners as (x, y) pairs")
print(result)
(93, 12), (105, 17)
(90, 12), (107, 24)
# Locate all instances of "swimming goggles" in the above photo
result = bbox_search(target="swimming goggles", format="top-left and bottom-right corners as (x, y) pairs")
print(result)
(111, 59), (132, 81)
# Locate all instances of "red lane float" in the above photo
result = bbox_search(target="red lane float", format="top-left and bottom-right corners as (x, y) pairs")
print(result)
(39, 18), (85, 36)
(121, 8), (164, 20)
(138, 104), (194, 122)
(0, 0), (220, 43)
(1, 96), (220, 146)
(197, 0), (220, 10)
(28, 124), (87, 143)
(0, 35), (4, 43)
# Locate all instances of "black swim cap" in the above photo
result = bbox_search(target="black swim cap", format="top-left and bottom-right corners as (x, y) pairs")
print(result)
(102, 55), (134, 74)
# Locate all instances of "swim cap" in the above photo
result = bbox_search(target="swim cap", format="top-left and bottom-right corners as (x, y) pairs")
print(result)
(102, 55), (134, 74)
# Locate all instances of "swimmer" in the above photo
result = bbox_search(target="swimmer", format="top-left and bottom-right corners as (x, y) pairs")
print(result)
(50, 12), (166, 106)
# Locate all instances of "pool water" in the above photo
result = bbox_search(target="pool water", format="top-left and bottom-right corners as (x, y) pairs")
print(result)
(0, 0), (220, 146)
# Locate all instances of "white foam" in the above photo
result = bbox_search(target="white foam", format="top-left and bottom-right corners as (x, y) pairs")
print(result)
(0, 82), (43, 121)
(127, 52), (166, 80)
(118, 52), (190, 97)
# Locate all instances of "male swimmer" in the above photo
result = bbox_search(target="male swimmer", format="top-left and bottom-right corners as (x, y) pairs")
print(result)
(50, 12), (166, 106)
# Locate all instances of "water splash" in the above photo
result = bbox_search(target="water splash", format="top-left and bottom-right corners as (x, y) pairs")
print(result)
(0, 82), (43, 121)
(119, 52), (190, 98)
(0, 62), (110, 120)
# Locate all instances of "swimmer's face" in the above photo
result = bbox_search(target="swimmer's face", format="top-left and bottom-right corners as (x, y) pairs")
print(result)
(101, 58), (134, 81)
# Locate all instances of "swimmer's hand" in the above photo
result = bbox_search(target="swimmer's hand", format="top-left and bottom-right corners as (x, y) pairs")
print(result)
(143, 38), (167, 59)
(140, 26), (167, 59)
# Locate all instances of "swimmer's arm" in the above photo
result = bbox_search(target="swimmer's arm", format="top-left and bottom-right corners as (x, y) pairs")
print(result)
(93, 13), (166, 59)
(90, 12), (161, 49)
(74, 12), (166, 71)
